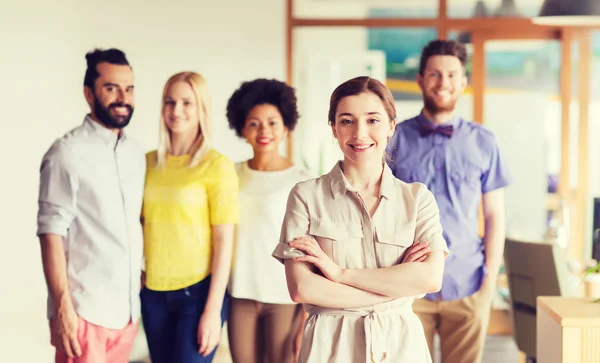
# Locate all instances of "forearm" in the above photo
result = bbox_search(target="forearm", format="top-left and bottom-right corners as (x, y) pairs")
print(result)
(39, 234), (71, 308)
(286, 261), (393, 309)
(484, 214), (505, 281)
(339, 251), (445, 298)
(204, 225), (234, 314)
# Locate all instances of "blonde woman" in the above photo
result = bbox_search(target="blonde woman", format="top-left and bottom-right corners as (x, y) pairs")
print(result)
(141, 72), (239, 363)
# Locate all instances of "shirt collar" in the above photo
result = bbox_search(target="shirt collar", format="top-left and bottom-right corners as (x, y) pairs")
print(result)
(416, 111), (461, 129)
(84, 114), (126, 145)
(329, 161), (396, 200)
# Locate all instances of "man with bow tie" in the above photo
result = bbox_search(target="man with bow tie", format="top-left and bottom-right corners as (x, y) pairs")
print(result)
(386, 39), (513, 363)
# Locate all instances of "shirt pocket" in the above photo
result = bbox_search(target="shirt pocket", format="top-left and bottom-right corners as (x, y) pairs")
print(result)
(450, 165), (482, 197)
(309, 221), (364, 268)
(374, 223), (415, 267)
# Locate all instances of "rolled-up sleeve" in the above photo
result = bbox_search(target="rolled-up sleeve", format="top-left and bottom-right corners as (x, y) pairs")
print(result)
(415, 185), (449, 257)
(37, 144), (78, 237)
(272, 183), (310, 264)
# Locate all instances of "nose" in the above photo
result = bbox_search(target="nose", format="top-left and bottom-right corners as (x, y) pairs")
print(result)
(353, 121), (368, 139)
(439, 74), (451, 88)
(116, 88), (126, 103)
(173, 102), (184, 116)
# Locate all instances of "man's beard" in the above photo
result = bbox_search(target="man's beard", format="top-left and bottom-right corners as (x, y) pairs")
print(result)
(423, 92), (457, 115)
(93, 94), (134, 129)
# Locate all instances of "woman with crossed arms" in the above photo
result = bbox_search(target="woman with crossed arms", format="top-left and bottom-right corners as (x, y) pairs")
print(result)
(273, 76), (449, 363)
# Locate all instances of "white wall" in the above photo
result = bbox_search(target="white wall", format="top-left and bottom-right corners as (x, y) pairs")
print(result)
(0, 0), (284, 360)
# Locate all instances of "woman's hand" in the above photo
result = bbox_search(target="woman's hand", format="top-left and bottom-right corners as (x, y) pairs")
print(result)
(197, 310), (222, 357)
(290, 236), (343, 283)
(401, 241), (431, 263)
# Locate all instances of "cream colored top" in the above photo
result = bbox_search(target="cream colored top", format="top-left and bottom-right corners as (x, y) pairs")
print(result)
(273, 162), (448, 363)
(228, 162), (311, 304)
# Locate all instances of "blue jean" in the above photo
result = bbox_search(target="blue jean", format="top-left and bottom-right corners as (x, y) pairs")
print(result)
(140, 276), (229, 363)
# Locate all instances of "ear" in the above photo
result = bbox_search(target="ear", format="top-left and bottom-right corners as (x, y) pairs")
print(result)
(330, 122), (338, 139)
(461, 74), (468, 91)
(388, 118), (397, 137)
(416, 74), (424, 92)
(83, 86), (94, 106)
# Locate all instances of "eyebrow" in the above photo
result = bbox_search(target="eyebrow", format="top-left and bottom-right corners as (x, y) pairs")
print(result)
(247, 116), (281, 120)
(337, 112), (382, 118)
(102, 82), (134, 89)
(164, 96), (193, 101)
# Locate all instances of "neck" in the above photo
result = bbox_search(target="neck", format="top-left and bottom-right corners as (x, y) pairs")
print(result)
(422, 108), (455, 125)
(170, 131), (197, 156)
(341, 159), (384, 190)
(89, 113), (121, 136)
(247, 150), (291, 171)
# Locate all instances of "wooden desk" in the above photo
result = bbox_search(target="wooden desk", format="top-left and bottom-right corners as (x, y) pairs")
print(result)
(537, 296), (600, 363)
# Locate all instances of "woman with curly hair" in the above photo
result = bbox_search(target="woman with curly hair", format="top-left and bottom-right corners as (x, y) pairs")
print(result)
(226, 79), (310, 363)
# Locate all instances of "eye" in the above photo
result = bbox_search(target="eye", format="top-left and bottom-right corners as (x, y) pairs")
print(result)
(164, 100), (174, 106)
(269, 121), (278, 126)
(247, 121), (258, 127)
(106, 86), (116, 92)
(184, 101), (192, 106)
(340, 119), (353, 125)
(368, 118), (380, 124)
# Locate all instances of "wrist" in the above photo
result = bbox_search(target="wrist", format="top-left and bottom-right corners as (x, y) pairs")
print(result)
(52, 292), (72, 311)
(339, 268), (352, 285)
(203, 301), (223, 316)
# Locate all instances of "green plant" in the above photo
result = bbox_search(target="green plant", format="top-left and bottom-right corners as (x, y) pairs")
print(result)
(583, 261), (600, 303)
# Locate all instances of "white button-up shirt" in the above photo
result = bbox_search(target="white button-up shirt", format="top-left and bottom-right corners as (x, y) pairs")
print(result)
(37, 115), (146, 329)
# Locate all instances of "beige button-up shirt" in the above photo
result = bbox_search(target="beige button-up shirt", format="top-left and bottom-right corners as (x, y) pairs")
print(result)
(37, 116), (146, 330)
(273, 162), (448, 363)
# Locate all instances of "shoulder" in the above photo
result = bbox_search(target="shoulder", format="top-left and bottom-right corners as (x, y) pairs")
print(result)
(459, 120), (498, 143)
(234, 160), (246, 175)
(124, 136), (145, 155)
(288, 176), (321, 198)
(202, 149), (236, 171)
(392, 178), (434, 202)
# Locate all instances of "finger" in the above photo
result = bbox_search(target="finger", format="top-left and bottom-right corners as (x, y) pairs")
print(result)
(416, 255), (427, 262)
(70, 334), (82, 357)
(290, 241), (321, 257)
(406, 246), (431, 262)
(62, 337), (74, 358)
(199, 331), (209, 355)
(293, 256), (317, 264)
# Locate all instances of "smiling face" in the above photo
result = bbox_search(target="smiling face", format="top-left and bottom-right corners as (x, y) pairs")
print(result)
(417, 55), (467, 115)
(331, 92), (396, 166)
(241, 103), (288, 154)
(162, 81), (200, 137)
(85, 62), (134, 130)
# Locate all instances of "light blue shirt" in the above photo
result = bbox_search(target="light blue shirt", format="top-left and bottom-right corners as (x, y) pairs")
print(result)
(387, 113), (513, 301)
(37, 115), (146, 329)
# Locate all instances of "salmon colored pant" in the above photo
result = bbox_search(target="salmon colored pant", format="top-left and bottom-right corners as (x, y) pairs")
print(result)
(50, 316), (139, 363)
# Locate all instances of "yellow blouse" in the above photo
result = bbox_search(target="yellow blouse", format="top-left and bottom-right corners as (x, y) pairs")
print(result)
(142, 149), (239, 291)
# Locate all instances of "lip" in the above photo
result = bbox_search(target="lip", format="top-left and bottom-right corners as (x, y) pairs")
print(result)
(112, 106), (130, 116)
(256, 137), (273, 145)
(348, 143), (374, 152)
